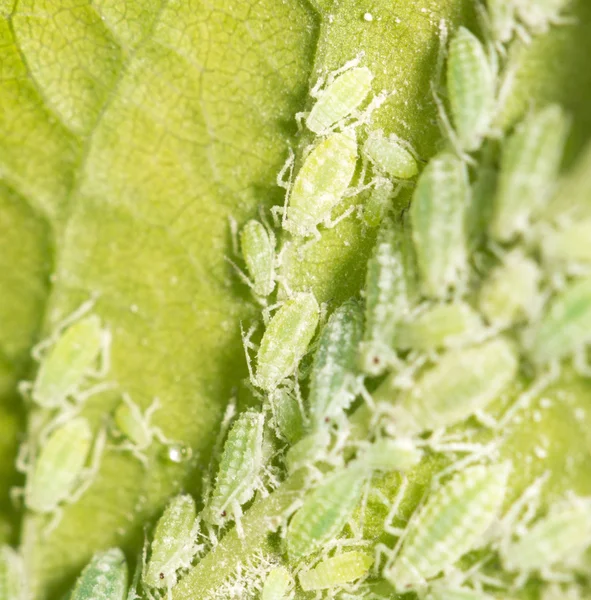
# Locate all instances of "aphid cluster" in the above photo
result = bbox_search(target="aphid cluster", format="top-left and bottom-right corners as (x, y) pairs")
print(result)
(15, 2), (590, 598)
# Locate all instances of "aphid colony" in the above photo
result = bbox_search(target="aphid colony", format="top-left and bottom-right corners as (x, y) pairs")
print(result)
(6, 1), (589, 598)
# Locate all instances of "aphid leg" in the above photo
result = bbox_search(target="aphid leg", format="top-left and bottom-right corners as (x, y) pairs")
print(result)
(473, 409), (498, 429)
(432, 443), (501, 485)
(498, 472), (549, 542)
(70, 427), (107, 503)
(240, 322), (258, 385)
(225, 255), (256, 291)
(233, 501), (245, 539)
(382, 475), (409, 537)
(357, 381), (376, 411)
(292, 374), (310, 429)
(43, 506), (64, 537)
(76, 380), (117, 404)
(15, 440), (31, 474)
(275, 148), (295, 229)
(323, 205), (356, 230)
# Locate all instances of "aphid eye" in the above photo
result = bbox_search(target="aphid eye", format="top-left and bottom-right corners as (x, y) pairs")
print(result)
(221, 510), (227, 517)
(324, 417), (330, 423)
(159, 573), (164, 579)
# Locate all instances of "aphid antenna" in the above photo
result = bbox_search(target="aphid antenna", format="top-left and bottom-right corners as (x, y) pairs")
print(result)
(431, 442), (505, 487)
(32, 293), (101, 362)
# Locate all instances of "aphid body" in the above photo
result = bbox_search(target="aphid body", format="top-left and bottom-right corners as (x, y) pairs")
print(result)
(374, 338), (518, 435)
(479, 250), (541, 328)
(363, 130), (418, 180)
(144, 494), (201, 590)
(253, 292), (319, 392)
(113, 395), (169, 465)
(287, 440), (420, 562)
(306, 66), (373, 134)
(240, 219), (276, 297)
(359, 217), (414, 375)
(500, 496), (591, 576)
(272, 385), (304, 444)
(262, 566), (294, 600)
(524, 276), (591, 367)
(283, 133), (357, 237)
(298, 551), (373, 591)
(490, 105), (570, 242)
(384, 463), (511, 592)
(24, 417), (100, 515)
(71, 548), (128, 600)
(308, 299), (363, 428)
(0, 545), (26, 600)
(204, 411), (264, 531)
(410, 152), (469, 299)
(286, 464), (366, 562)
(395, 302), (485, 352)
(26, 313), (110, 410)
(363, 177), (394, 228)
(446, 27), (496, 152)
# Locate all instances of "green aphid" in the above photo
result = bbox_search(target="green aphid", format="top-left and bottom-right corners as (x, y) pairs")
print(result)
(359, 217), (415, 375)
(306, 65), (373, 134)
(23, 311), (110, 410)
(287, 440), (420, 562)
(299, 551), (373, 591)
(308, 299), (364, 428)
(283, 133), (357, 237)
(272, 385), (304, 445)
(113, 394), (169, 465)
(410, 152), (469, 299)
(363, 177), (395, 228)
(446, 27), (496, 153)
(0, 545), (27, 600)
(24, 417), (104, 518)
(374, 338), (518, 434)
(261, 566), (294, 600)
(395, 302), (485, 352)
(524, 276), (591, 369)
(204, 411), (264, 534)
(501, 496), (591, 582)
(71, 548), (128, 600)
(384, 463), (511, 592)
(363, 130), (418, 180)
(479, 250), (541, 328)
(240, 219), (276, 298)
(286, 465), (367, 563)
(490, 105), (570, 243)
(143, 494), (201, 590)
(252, 292), (319, 392)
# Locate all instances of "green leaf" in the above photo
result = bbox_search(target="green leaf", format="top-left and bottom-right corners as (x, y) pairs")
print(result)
(1, 0), (591, 598)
